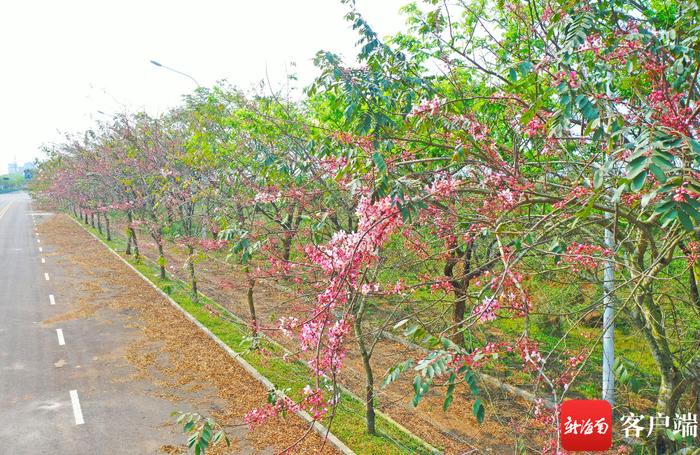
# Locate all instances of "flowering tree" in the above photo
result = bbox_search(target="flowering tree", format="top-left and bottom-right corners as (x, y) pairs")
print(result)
(33, 0), (700, 451)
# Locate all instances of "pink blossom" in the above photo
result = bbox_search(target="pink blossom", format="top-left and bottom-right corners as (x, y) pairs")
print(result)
(278, 316), (299, 338)
(563, 242), (613, 273)
(472, 297), (500, 323)
(410, 95), (444, 117)
(427, 173), (463, 198)
(254, 190), (281, 203)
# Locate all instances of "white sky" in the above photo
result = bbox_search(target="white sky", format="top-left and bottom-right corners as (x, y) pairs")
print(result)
(0, 0), (408, 173)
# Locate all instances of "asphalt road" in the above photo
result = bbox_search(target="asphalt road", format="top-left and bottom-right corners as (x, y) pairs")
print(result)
(0, 192), (187, 454)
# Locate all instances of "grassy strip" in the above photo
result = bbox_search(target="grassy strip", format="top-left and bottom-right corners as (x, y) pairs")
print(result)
(79, 219), (438, 455)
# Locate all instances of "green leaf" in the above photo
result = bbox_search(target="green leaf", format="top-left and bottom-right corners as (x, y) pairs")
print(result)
(518, 61), (533, 76)
(630, 170), (647, 191)
(612, 185), (626, 203)
(688, 138), (700, 158)
(677, 208), (694, 231)
(593, 168), (604, 189)
(626, 155), (648, 178)
(443, 393), (454, 411)
(508, 68), (518, 82)
(647, 163), (667, 183)
(372, 152), (387, 175)
(472, 398), (485, 423)
(465, 370), (479, 395)
(641, 192), (656, 208)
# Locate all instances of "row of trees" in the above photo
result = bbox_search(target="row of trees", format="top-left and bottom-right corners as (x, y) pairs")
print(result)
(34, 0), (699, 451)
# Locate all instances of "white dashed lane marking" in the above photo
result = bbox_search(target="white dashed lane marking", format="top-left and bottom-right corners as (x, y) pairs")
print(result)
(69, 390), (85, 425)
(56, 329), (65, 346)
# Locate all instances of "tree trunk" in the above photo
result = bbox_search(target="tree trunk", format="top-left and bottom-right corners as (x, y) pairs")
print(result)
(244, 265), (258, 340)
(654, 369), (686, 452)
(602, 212), (615, 405)
(90, 213), (95, 228)
(155, 237), (166, 280)
(445, 241), (474, 346)
(353, 296), (376, 435)
(282, 234), (293, 264)
(97, 213), (103, 235)
(629, 288), (687, 450)
(105, 214), (111, 241)
(452, 291), (467, 346)
(187, 244), (198, 302)
(126, 211), (139, 259)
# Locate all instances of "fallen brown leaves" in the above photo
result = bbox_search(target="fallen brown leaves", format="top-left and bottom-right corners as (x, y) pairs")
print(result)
(40, 214), (337, 455)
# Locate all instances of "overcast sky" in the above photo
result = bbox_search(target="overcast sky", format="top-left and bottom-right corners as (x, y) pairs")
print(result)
(0, 0), (408, 174)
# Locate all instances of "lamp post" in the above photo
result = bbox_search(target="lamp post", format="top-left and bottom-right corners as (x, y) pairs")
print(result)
(150, 60), (200, 87)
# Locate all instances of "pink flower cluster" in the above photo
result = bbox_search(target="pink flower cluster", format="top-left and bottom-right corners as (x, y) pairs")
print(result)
(300, 196), (404, 377)
(410, 95), (444, 117)
(278, 316), (299, 337)
(244, 386), (331, 428)
(648, 87), (693, 135)
(430, 278), (455, 294)
(480, 171), (529, 215)
(524, 117), (547, 137)
(673, 182), (699, 202)
(333, 131), (374, 154)
(306, 319), (351, 376)
(427, 173), (463, 197)
(197, 238), (228, 252)
(254, 190), (281, 203)
(558, 351), (587, 389)
(553, 71), (579, 89)
(318, 156), (349, 174)
(302, 385), (330, 420)
(244, 395), (297, 428)
(563, 243), (613, 273)
(518, 338), (545, 372)
(306, 196), (403, 277)
(553, 186), (592, 210)
(480, 268), (532, 316)
(471, 297), (500, 323)
(360, 283), (380, 295)
(683, 241), (700, 264)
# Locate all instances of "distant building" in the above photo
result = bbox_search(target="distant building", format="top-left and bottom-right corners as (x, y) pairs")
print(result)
(8, 161), (35, 178)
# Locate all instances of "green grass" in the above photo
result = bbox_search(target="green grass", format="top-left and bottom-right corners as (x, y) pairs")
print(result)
(79, 218), (438, 455)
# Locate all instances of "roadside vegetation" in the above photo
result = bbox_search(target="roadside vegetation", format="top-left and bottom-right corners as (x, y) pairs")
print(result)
(32, 0), (700, 452)
(0, 173), (26, 193)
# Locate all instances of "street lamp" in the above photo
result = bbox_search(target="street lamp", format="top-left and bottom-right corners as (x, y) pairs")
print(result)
(150, 60), (200, 87)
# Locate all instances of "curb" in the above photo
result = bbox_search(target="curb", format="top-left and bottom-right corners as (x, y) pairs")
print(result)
(70, 216), (355, 455)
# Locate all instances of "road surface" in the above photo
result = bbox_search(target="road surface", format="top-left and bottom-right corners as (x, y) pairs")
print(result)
(0, 192), (187, 453)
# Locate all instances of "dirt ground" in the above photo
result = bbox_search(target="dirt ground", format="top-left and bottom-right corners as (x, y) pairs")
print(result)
(41, 213), (338, 454)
